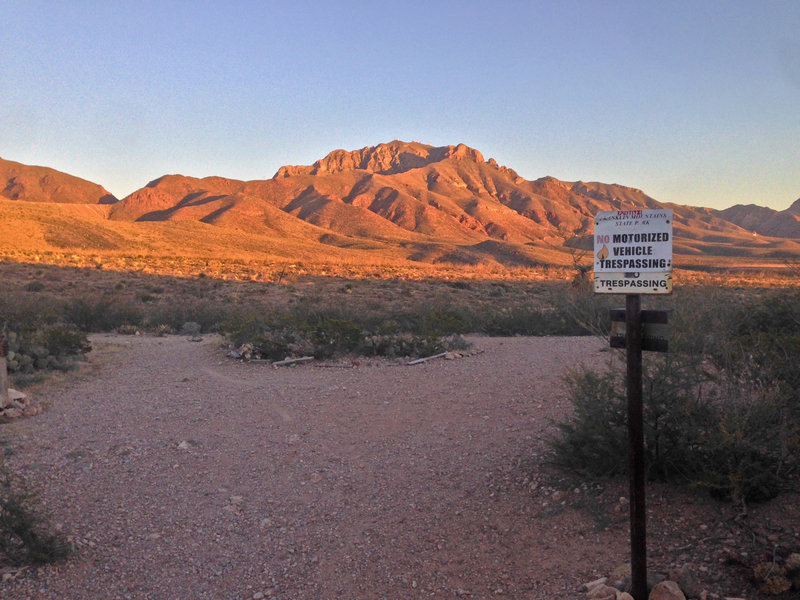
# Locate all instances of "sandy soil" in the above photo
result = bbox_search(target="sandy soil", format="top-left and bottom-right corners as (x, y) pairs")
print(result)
(1, 334), (797, 599)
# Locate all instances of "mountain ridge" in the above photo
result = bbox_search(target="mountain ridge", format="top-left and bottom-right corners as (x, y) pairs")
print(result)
(0, 157), (117, 205)
(2, 143), (799, 269)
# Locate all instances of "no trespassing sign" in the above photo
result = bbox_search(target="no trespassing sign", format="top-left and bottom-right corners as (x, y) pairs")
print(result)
(593, 209), (673, 294)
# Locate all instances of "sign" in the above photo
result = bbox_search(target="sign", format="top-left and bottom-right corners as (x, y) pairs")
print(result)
(594, 209), (673, 294)
(609, 309), (669, 352)
(596, 272), (672, 294)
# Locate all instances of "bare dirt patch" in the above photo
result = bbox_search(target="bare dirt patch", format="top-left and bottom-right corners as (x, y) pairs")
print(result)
(1, 334), (797, 599)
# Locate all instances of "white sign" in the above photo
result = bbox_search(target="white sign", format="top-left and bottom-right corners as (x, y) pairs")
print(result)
(595, 272), (673, 294)
(594, 209), (673, 294)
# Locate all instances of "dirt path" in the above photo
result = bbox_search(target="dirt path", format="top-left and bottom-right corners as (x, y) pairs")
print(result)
(4, 334), (790, 599)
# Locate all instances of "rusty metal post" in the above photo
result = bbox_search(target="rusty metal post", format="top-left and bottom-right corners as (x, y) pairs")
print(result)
(626, 293), (647, 600)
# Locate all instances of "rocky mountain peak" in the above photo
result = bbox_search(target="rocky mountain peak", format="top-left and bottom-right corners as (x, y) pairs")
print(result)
(274, 141), (490, 178)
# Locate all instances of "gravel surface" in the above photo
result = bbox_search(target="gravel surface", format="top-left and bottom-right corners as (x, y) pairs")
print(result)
(2, 334), (798, 599)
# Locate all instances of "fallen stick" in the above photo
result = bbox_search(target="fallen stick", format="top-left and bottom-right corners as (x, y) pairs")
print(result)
(271, 356), (315, 367)
(406, 352), (448, 366)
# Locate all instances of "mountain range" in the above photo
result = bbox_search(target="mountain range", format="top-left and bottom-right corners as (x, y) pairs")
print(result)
(2, 141), (799, 269)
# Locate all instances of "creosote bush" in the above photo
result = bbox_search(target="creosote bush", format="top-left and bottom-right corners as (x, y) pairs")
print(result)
(223, 310), (470, 361)
(552, 288), (800, 504)
(2, 292), (92, 376)
(0, 468), (71, 567)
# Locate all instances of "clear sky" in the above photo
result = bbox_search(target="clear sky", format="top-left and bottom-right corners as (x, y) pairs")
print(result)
(2, 1), (799, 210)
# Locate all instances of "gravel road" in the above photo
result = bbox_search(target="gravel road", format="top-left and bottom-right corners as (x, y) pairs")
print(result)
(1, 333), (630, 599)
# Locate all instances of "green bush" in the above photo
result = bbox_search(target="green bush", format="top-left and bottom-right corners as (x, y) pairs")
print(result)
(551, 368), (628, 477)
(222, 309), (472, 361)
(361, 332), (447, 358)
(64, 295), (143, 332)
(310, 317), (363, 359)
(552, 357), (787, 503)
(143, 300), (228, 334)
(0, 469), (71, 566)
(552, 288), (799, 504)
(2, 325), (91, 375)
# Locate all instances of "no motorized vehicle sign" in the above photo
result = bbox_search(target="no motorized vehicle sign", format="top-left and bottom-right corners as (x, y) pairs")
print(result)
(594, 209), (673, 294)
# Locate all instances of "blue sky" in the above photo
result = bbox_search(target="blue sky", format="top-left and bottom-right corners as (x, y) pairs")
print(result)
(2, 1), (799, 210)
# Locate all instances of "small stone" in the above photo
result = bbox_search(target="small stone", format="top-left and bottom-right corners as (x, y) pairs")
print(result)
(587, 584), (618, 599)
(22, 404), (41, 417)
(3, 408), (23, 419)
(584, 577), (608, 592)
(252, 593), (264, 600)
(177, 440), (192, 450)
(609, 564), (631, 591)
(230, 495), (243, 505)
(668, 564), (699, 598)
(758, 571), (791, 595)
(649, 580), (686, 600)
(785, 553), (800, 573)
(8, 389), (27, 402)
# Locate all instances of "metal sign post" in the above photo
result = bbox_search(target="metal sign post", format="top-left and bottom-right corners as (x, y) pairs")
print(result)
(0, 340), (8, 410)
(626, 293), (646, 600)
(593, 209), (673, 600)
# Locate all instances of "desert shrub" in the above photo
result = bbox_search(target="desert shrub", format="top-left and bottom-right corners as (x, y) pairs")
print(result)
(38, 325), (92, 360)
(0, 468), (71, 566)
(710, 289), (800, 489)
(480, 304), (587, 336)
(417, 309), (472, 337)
(361, 332), (446, 358)
(223, 312), (310, 360)
(222, 308), (472, 361)
(694, 397), (787, 502)
(64, 295), (143, 332)
(2, 287), (91, 373)
(3, 326), (91, 374)
(153, 324), (174, 337)
(310, 317), (364, 359)
(142, 299), (229, 334)
(0, 292), (62, 329)
(552, 287), (799, 504)
(253, 327), (305, 361)
(552, 357), (786, 503)
(24, 281), (45, 293)
(551, 368), (628, 477)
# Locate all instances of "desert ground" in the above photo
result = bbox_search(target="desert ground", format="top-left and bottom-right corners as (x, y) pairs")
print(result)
(2, 333), (798, 599)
